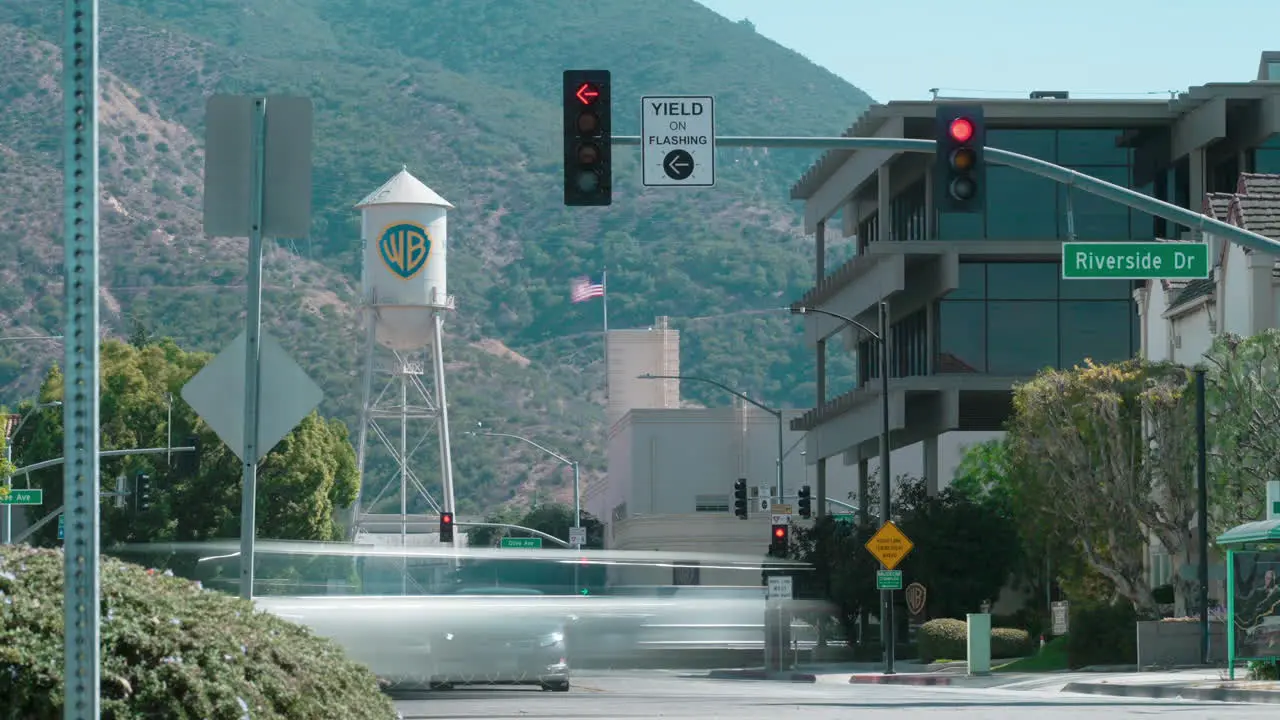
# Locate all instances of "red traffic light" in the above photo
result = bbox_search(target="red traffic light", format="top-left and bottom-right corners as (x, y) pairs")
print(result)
(773, 526), (787, 539)
(441, 512), (453, 525)
(949, 117), (975, 143)
(575, 82), (600, 105)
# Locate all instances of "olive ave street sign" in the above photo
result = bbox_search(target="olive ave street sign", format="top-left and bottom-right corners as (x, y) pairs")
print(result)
(641, 95), (715, 187)
(1061, 241), (1210, 280)
(500, 537), (542, 549)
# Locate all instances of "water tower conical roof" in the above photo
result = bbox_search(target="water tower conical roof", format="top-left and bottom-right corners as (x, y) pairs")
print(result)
(355, 166), (454, 209)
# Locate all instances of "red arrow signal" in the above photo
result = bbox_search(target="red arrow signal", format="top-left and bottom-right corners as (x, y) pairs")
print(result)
(575, 83), (600, 105)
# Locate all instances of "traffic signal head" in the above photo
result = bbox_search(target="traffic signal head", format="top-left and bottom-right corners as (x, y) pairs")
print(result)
(178, 434), (200, 476)
(134, 472), (153, 512)
(733, 478), (749, 520)
(563, 69), (612, 207)
(439, 512), (454, 543)
(770, 523), (789, 556)
(934, 105), (986, 214)
(797, 485), (812, 519)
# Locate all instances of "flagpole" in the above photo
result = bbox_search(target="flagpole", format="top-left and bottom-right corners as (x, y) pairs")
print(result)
(601, 268), (610, 401)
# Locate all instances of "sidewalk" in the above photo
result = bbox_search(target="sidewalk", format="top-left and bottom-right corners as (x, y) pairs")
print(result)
(1058, 670), (1280, 704)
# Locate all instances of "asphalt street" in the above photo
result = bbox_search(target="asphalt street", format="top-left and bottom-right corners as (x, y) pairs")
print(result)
(391, 669), (1278, 719)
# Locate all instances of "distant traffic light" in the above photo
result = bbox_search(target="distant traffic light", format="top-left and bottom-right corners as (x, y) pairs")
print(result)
(934, 104), (986, 213)
(563, 69), (612, 207)
(733, 478), (749, 519)
(797, 485), (812, 519)
(770, 522), (789, 557)
(439, 512), (454, 543)
(134, 472), (153, 512)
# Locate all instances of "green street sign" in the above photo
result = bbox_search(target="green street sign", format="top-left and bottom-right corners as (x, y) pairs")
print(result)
(500, 537), (542, 549)
(876, 569), (903, 591)
(58, 514), (64, 540)
(0, 487), (42, 505)
(1061, 241), (1209, 280)
(833, 513), (855, 524)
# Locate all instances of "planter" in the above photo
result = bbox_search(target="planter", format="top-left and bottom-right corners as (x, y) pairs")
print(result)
(1136, 620), (1227, 669)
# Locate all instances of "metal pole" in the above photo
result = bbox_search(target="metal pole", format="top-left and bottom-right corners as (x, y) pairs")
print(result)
(431, 312), (457, 543)
(878, 300), (894, 675)
(400, 363), (409, 596)
(2, 441), (11, 544)
(1196, 368), (1209, 664)
(239, 96), (267, 601)
(62, 0), (103, 712)
(572, 460), (581, 595)
(351, 313), (377, 540)
(776, 410), (785, 503)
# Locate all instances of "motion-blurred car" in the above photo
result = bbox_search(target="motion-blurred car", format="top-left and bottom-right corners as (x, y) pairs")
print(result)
(255, 586), (572, 692)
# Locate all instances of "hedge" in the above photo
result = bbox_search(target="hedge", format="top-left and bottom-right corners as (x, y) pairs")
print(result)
(1065, 602), (1138, 668)
(0, 545), (399, 719)
(916, 618), (1035, 663)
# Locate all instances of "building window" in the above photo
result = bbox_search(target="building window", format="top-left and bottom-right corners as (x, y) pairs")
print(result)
(1059, 300), (1135, 369)
(987, 129), (1055, 160)
(987, 262), (1058, 300)
(937, 300), (986, 373)
(1058, 166), (1131, 240)
(987, 301), (1058, 375)
(1056, 129), (1130, 167)
(860, 307), (928, 381)
(986, 167), (1058, 240)
(1267, 61), (1280, 81)
(695, 495), (729, 513)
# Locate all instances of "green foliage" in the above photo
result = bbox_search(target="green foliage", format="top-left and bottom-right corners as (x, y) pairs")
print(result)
(454, 502), (606, 593)
(1007, 359), (1198, 613)
(895, 478), (1020, 621)
(1203, 330), (1280, 535)
(1065, 602), (1140, 669)
(11, 339), (358, 547)
(0, 544), (398, 719)
(773, 515), (879, 639)
(0, 0), (875, 517)
(917, 618), (967, 663)
(1249, 659), (1280, 681)
(915, 619), (1033, 663)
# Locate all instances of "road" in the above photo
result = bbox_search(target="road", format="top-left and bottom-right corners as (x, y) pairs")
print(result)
(392, 669), (1277, 719)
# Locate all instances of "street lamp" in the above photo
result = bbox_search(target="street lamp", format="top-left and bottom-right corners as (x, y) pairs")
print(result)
(638, 373), (785, 503)
(789, 302), (895, 673)
(2, 400), (62, 544)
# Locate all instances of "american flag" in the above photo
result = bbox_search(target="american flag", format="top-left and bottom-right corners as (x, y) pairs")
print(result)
(570, 275), (605, 303)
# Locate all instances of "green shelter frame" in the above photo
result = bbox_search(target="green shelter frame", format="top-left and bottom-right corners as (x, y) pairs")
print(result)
(1217, 518), (1280, 680)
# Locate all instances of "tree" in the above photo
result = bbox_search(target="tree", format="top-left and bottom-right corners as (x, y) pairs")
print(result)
(10, 338), (359, 549)
(1204, 330), (1280, 535)
(777, 516), (880, 641)
(894, 478), (1021, 620)
(1006, 359), (1198, 616)
(455, 503), (606, 593)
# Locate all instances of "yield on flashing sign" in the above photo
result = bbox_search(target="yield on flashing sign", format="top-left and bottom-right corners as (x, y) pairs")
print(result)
(641, 95), (716, 188)
(1061, 241), (1209, 280)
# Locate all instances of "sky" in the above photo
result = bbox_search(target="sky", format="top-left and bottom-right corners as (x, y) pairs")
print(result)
(695, 0), (1280, 102)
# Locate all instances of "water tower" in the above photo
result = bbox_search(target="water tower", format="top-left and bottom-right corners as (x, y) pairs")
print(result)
(351, 166), (457, 547)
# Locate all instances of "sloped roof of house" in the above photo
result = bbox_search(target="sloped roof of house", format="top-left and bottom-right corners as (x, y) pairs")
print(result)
(1165, 173), (1280, 307)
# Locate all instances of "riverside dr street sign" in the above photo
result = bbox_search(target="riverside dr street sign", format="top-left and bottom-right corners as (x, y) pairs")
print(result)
(1062, 241), (1209, 280)
(642, 95), (715, 187)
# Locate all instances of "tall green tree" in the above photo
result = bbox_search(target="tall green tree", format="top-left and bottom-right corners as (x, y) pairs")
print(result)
(10, 338), (359, 548)
(1006, 359), (1198, 615)
(1204, 330), (1280, 535)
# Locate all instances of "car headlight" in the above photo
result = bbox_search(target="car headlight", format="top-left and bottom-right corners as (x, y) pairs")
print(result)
(540, 631), (565, 647)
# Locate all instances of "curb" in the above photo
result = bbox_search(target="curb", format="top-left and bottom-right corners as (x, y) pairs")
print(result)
(850, 673), (952, 686)
(707, 669), (818, 683)
(1062, 682), (1280, 704)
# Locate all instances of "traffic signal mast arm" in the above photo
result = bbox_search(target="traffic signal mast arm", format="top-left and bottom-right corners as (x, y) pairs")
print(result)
(10, 444), (197, 478)
(605, 135), (1280, 256)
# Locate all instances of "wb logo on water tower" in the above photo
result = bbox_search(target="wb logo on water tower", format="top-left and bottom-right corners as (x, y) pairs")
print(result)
(378, 222), (431, 280)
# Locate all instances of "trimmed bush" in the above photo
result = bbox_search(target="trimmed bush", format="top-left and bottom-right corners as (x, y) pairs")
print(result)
(917, 618), (967, 662)
(1065, 601), (1138, 669)
(991, 627), (1034, 658)
(0, 545), (398, 719)
(917, 619), (1034, 662)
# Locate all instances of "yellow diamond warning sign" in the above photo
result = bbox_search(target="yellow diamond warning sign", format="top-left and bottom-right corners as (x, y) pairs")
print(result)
(865, 521), (914, 570)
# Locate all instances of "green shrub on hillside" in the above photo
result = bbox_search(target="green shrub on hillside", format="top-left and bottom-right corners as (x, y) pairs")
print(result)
(916, 618), (1035, 662)
(0, 545), (398, 719)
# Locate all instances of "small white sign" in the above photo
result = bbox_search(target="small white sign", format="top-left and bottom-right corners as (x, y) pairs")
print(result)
(767, 576), (793, 600)
(771, 514), (792, 525)
(569, 526), (586, 547)
(641, 95), (715, 187)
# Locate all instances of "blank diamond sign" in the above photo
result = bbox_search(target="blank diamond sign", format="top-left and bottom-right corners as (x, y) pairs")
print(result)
(182, 331), (324, 464)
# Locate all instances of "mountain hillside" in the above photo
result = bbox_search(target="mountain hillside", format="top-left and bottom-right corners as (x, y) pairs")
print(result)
(0, 0), (872, 514)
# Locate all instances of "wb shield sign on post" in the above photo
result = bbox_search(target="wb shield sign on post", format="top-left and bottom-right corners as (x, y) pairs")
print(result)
(379, 222), (432, 280)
